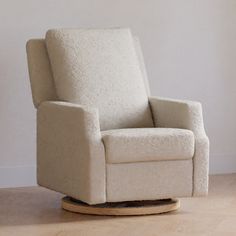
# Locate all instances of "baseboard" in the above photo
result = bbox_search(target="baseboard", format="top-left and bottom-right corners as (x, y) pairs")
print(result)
(0, 166), (36, 188)
(0, 155), (235, 188)
(209, 154), (236, 174)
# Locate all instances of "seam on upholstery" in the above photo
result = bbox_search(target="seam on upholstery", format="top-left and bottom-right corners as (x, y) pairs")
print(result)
(192, 135), (197, 196)
(191, 158), (194, 196)
(45, 45), (59, 98)
(148, 100), (156, 127)
(101, 137), (108, 201)
(101, 137), (108, 162)
(105, 164), (108, 201)
(106, 158), (193, 165)
(100, 136), (107, 202)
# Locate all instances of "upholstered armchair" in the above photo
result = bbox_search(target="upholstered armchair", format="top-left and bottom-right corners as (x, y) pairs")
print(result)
(26, 28), (209, 215)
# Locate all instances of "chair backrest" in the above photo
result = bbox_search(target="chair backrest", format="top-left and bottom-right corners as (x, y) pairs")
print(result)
(26, 28), (153, 130)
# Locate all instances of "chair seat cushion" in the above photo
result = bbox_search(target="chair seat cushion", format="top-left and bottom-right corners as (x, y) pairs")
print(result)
(102, 128), (194, 164)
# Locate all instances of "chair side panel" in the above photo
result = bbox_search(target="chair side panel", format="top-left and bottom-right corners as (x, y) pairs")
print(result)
(26, 39), (57, 108)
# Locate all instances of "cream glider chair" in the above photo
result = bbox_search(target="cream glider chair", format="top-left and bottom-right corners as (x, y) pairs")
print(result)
(26, 28), (209, 215)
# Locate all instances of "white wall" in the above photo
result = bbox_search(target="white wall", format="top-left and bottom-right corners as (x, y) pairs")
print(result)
(0, 0), (236, 187)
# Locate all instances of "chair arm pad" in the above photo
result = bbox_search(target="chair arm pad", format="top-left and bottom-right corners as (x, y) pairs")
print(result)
(38, 101), (101, 137)
(149, 96), (207, 137)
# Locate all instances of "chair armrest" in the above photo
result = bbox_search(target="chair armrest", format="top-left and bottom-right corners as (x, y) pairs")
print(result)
(37, 101), (106, 204)
(149, 97), (207, 137)
(149, 96), (209, 196)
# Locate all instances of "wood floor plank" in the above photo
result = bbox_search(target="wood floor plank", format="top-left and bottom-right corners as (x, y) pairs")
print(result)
(0, 174), (235, 236)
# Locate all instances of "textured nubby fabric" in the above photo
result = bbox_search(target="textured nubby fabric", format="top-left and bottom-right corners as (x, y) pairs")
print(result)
(102, 128), (194, 164)
(149, 97), (209, 196)
(45, 28), (154, 130)
(106, 160), (193, 202)
(26, 39), (57, 107)
(37, 101), (106, 204)
(26, 28), (209, 204)
(133, 37), (151, 95)
(26, 37), (150, 108)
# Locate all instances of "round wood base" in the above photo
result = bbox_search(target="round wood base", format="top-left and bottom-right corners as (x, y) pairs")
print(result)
(62, 197), (180, 216)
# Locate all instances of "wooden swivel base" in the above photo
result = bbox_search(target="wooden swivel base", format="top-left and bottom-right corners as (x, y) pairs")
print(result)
(62, 197), (180, 216)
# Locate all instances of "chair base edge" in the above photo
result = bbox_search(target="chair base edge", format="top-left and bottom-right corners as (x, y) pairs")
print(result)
(61, 196), (180, 216)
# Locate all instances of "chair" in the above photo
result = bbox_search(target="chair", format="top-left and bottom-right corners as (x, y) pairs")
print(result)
(26, 28), (209, 215)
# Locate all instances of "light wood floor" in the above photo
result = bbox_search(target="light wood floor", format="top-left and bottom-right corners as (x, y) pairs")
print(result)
(0, 174), (236, 236)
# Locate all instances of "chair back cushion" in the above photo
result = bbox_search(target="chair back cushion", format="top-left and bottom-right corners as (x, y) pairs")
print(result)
(45, 28), (153, 130)
(102, 128), (194, 164)
(27, 35), (151, 110)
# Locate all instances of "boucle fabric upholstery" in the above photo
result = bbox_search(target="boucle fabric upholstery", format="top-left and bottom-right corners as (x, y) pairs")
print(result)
(106, 160), (193, 202)
(26, 37), (150, 108)
(26, 39), (58, 107)
(37, 101), (105, 204)
(149, 97), (209, 196)
(26, 30), (209, 204)
(102, 128), (194, 164)
(133, 37), (151, 95)
(45, 28), (153, 130)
